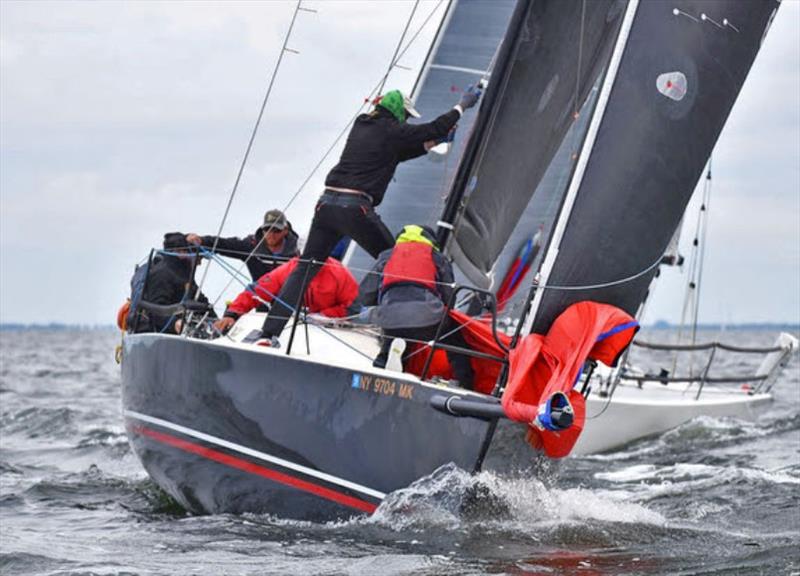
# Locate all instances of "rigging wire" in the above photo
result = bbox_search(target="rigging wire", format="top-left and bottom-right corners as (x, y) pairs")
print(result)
(196, 0), (308, 299)
(187, 0), (660, 371)
(691, 160), (713, 346)
(208, 0), (447, 307)
(672, 158), (712, 376)
(377, 1), (420, 97)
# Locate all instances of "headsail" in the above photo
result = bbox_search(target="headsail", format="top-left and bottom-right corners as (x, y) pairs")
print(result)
(526, 0), (780, 334)
(446, 0), (626, 288)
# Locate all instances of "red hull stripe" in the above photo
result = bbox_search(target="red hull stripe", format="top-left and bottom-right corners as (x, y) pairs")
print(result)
(134, 424), (378, 514)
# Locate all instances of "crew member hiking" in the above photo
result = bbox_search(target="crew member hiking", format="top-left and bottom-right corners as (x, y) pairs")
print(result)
(258, 87), (481, 343)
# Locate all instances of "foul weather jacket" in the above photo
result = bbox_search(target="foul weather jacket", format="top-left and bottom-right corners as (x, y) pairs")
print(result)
(134, 254), (216, 333)
(197, 227), (300, 281)
(225, 257), (358, 319)
(359, 244), (455, 330)
(325, 106), (460, 206)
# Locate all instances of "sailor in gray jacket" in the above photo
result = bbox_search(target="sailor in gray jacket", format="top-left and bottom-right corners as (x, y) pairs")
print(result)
(358, 224), (474, 388)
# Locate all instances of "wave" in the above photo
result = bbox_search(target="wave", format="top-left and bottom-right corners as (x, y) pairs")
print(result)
(367, 463), (665, 532)
(0, 406), (79, 439)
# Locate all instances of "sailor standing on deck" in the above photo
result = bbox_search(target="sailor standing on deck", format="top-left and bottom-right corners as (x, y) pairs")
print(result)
(258, 87), (482, 346)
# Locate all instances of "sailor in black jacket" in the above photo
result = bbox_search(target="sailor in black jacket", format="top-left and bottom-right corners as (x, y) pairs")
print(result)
(185, 209), (300, 281)
(132, 233), (216, 334)
(259, 87), (481, 343)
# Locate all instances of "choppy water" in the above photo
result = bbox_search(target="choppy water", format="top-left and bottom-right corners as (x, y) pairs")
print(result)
(1, 328), (798, 575)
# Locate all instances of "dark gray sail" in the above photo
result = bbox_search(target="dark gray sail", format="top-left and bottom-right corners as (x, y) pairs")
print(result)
(346, 0), (516, 280)
(528, 0), (780, 334)
(448, 0), (626, 287)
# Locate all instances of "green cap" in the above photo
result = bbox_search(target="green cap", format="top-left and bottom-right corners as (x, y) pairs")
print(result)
(378, 90), (420, 123)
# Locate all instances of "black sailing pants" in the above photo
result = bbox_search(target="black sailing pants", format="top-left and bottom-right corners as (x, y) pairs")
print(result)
(260, 191), (394, 337)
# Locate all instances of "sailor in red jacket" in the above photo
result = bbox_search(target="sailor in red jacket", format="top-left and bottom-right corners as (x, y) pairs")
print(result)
(359, 224), (474, 388)
(213, 257), (358, 334)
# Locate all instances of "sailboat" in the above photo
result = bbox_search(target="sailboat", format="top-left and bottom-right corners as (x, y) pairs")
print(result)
(120, 0), (787, 520)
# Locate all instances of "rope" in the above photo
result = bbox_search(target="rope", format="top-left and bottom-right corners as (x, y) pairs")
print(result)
(302, 316), (376, 362)
(196, 1), (306, 299)
(197, 237), (665, 330)
(533, 253), (663, 292)
(401, 309), (494, 362)
(585, 390), (614, 420)
(200, 248), (302, 313)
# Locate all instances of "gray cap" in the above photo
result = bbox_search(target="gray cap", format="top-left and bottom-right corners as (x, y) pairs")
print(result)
(259, 209), (287, 232)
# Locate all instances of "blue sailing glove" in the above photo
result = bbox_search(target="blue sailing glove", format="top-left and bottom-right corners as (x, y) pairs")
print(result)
(434, 126), (457, 146)
(458, 85), (482, 110)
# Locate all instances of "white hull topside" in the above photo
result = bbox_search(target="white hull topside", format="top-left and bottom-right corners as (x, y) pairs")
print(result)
(575, 381), (771, 455)
(220, 313), (777, 456)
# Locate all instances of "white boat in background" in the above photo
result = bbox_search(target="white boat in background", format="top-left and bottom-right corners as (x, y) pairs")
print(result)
(575, 332), (798, 454)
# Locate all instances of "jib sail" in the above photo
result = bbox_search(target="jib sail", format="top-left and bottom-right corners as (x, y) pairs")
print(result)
(526, 0), (780, 334)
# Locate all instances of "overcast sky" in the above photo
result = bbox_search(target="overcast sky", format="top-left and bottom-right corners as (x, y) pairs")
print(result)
(1, 0), (798, 326)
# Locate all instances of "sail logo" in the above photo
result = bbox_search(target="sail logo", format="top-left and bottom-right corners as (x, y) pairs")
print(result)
(656, 71), (688, 102)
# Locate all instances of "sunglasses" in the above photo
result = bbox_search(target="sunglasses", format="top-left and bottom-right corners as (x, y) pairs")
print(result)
(260, 226), (285, 234)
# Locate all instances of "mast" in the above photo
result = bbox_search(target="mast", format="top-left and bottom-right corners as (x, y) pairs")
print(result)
(346, 0), (517, 279)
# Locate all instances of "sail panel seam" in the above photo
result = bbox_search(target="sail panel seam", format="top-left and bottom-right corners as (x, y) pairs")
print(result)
(429, 63), (488, 76)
